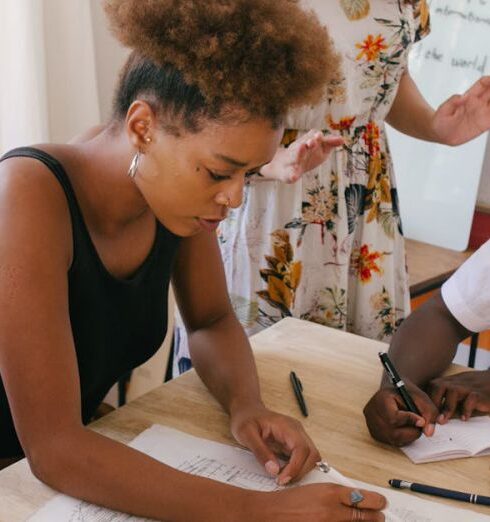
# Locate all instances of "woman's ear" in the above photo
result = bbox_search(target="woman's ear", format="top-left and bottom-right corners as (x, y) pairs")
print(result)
(126, 100), (157, 149)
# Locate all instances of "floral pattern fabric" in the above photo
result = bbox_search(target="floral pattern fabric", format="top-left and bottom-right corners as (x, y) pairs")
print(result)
(174, 0), (430, 375)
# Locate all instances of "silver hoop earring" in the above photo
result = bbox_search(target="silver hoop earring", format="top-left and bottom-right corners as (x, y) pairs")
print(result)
(128, 151), (140, 179)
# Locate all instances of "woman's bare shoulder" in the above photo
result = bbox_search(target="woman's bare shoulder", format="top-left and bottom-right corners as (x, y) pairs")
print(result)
(0, 146), (74, 269)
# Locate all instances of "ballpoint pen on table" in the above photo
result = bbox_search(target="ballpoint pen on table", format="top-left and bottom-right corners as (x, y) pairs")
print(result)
(378, 352), (420, 415)
(389, 479), (490, 507)
(289, 371), (308, 417)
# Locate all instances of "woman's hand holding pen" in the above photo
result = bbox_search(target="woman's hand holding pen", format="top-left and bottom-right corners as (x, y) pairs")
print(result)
(230, 403), (320, 485)
(363, 380), (439, 447)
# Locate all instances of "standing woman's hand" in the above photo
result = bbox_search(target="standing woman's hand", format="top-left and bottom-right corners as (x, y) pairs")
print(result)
(230, 404), (320, 485)
(259, 130), (344, 183)
(432, 76), (490, 146)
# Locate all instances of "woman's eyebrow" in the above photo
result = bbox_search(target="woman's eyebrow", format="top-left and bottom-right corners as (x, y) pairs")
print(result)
(213, 153), (248, 168)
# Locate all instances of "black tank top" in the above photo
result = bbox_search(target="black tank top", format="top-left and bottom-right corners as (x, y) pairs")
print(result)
(0, 147), (181, 458)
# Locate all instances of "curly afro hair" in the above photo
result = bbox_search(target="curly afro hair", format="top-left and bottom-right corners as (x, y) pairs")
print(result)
(105, 0), (340, 129)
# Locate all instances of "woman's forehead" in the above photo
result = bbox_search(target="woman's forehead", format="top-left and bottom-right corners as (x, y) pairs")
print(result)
(192, 119), (283, 164)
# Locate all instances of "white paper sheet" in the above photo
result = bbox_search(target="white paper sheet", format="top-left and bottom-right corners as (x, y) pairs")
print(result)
(402, 416), (490, 463)
(28, 424), (490, 522)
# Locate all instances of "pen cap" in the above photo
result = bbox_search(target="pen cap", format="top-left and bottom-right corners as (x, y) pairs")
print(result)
(378, 352), (401, 383)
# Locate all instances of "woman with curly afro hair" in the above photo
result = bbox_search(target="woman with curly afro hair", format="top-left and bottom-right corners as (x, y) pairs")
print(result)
(0, 0), (387, 520)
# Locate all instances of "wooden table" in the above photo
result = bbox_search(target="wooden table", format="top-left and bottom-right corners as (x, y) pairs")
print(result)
(405, 239), (473, 297)
(1, 318), (489, 520)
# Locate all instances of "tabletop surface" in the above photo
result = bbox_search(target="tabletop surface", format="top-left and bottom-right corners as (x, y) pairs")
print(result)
(1, 317), (489, 520)
(405, 239), (473, 296)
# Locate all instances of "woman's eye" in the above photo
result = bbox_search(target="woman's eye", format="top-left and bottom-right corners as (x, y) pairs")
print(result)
(207, 170), (231, 181)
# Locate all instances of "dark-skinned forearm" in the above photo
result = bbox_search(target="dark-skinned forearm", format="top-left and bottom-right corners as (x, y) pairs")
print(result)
(383, 291), (470, 389)
(31, 427), (250, 522)
(188, 312), (265, 415)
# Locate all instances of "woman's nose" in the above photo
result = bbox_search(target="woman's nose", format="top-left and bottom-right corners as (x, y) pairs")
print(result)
(228, 176), (245, 208)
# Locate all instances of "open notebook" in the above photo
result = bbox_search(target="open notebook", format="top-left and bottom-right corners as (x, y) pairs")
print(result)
(28, 424), (490, 522)
(402, 416), (490, 464)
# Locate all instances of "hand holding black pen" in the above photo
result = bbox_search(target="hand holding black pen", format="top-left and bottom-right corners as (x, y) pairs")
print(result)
(378, 352), (421, 415)
(364, 353), (440, 446)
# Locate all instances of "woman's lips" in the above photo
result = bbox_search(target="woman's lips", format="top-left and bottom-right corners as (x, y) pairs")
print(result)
(197, 218), (222, 231)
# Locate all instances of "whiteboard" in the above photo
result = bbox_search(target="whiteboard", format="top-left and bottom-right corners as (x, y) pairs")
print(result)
(387, 0), (490, 251)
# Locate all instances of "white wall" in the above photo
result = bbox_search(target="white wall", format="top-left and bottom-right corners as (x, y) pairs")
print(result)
(89, 0), (129, 123)
(43, 1), (101, 142)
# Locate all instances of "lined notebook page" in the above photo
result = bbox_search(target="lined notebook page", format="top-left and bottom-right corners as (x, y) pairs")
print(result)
(402, 417), (490, 463)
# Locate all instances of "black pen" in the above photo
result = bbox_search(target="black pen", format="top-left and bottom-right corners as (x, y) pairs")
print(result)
(289, 371), (308, 417)
(378, 352), (420, 415)
(389, 479), (490, 507)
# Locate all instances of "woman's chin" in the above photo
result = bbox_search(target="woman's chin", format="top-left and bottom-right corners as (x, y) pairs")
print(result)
(159, 216), (207, 238)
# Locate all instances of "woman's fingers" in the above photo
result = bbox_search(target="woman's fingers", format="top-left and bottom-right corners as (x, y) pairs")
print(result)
(321, 135), (344, 149)
(339, 487), (387, 511)
(273, 422), (320, 483)
(278, 437), (320, 484)
(276, 444), (309, 485)
(464, 75), (490, 99)
(237, 422), (282, 477)
(342, 507), (386, 522)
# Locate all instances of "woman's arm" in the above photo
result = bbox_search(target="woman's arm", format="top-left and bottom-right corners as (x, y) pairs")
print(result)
(172, 232), (263, 416)
(172, 231), (320, 484)
(386, 71), (490, 146)
(0, 160), (250, 522)
(385, 71), (438, 142)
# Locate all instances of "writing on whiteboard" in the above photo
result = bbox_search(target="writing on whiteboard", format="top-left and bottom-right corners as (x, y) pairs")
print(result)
(411, 2), (489, 76)
(435, 2), (490, 27)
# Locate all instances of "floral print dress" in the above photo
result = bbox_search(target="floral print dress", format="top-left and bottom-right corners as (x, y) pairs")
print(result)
(174, 0), (430, 375)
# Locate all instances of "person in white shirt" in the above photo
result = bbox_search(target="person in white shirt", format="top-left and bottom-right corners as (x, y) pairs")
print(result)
(363, 240), (490, 446)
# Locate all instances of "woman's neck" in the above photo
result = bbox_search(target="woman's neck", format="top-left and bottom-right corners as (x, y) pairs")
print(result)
(68, 125), (151, 238)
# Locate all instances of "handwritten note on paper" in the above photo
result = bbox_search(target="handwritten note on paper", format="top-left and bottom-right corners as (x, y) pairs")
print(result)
(177, 455), (281, 491)
(28, 425), (490, 522)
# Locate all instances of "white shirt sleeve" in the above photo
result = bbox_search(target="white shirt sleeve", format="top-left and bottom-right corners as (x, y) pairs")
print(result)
(441, 240), (490, 333)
